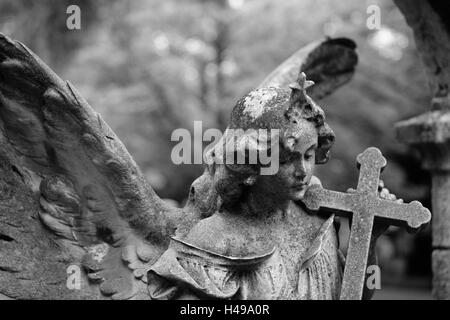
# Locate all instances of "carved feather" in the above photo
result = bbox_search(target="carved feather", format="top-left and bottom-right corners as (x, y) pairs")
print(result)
(0, 32), (191, 299)
(259, 37), (357, 99)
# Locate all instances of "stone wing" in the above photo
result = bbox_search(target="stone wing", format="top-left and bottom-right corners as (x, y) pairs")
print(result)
(259, 37), (358, 100)
(0, 33), (191, 299)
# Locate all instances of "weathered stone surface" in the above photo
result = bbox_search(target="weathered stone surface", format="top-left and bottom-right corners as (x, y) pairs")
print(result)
(394, 0), (450, 98)
(0, 152), (97, 300)
(0, 32), (187, 300)
(396, 111), (450, 146)
(394, 0), (450, 300)
(431, 172), (450, 248)
(188, 37), (358, 219)
(259, 38), (357, 100)
(432, 250), (450, 299)
(148, 74), (347, 300)
(303, 147), (431, 300)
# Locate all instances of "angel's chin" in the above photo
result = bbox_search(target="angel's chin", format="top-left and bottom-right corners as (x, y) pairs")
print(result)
(289, 188), (307, 201)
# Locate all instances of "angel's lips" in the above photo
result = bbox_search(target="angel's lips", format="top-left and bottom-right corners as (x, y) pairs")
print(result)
(291, 183), (308, 191)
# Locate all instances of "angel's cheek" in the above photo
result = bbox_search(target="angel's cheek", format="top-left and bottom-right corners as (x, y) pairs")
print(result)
(305, 161), (315, 184)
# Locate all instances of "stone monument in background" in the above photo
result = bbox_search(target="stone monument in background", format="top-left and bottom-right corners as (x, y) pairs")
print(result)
(394, 0), (450, 299)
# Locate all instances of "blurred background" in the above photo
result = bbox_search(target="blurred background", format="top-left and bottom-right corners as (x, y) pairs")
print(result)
(0, 0), (432, 299)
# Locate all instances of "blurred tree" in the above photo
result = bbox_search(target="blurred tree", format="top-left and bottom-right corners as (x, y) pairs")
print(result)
(0, 0), (115, 71)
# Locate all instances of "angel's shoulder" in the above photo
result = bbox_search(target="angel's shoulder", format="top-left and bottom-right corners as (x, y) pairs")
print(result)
(182, 212), (272, 258)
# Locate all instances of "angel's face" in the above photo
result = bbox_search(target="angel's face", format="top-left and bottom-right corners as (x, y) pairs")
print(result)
(256, 118), (317, 201)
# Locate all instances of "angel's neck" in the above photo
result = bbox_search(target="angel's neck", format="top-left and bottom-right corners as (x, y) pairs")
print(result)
(240, 188), (290, 218)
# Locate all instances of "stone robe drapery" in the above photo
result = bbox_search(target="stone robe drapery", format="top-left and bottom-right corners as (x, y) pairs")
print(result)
(148, 215), (344, 300)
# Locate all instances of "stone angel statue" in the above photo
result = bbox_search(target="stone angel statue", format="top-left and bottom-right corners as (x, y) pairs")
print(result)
(0, 32), (380, 300)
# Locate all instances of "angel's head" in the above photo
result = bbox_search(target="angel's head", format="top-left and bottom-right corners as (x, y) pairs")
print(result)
(204, 72), (335, 208)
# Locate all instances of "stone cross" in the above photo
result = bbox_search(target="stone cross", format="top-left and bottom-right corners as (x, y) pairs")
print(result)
(303, 147), (431, 300)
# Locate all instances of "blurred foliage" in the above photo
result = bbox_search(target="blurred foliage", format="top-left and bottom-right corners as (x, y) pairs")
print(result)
(0, 0), (114, 70)
(0, 0), (432, 280)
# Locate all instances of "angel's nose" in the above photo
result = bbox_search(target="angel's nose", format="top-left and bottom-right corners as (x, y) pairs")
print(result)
(294, 162), (307, 180)
(295, 171), (306, 181)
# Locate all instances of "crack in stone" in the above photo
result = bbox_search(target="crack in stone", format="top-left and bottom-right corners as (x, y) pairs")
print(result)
(0, 266), (20, 273)
(0, 233), (14, 242)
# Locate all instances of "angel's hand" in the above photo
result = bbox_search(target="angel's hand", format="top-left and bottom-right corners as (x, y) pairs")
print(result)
(377, 180), (403, 203)
(373, 180), (403, 239)
(309, 175), (323, 188)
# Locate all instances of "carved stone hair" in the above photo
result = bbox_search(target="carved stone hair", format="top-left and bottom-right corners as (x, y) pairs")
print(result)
(225, 72), (335, 166)
(203, 72), (335, 208)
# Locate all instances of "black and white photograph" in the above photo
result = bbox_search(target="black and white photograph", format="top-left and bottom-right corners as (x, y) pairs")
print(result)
(0, 0), (448, 307)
